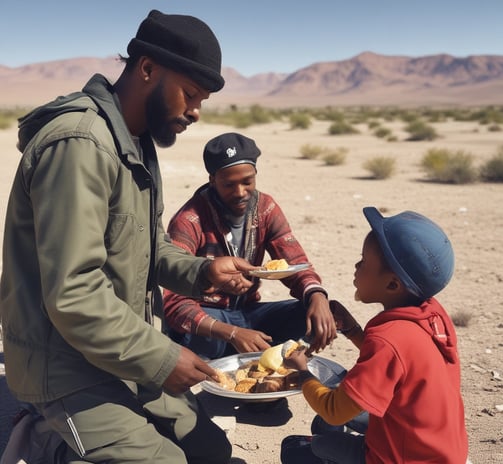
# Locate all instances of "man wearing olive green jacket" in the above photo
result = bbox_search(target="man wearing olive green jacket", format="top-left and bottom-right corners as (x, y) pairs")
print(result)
(0, 10), (255, 464)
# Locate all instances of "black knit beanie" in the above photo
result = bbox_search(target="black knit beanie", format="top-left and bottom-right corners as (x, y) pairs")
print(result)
(127, 10), (224, 92)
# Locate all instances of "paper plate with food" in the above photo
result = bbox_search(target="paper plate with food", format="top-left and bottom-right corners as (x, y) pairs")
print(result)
(201, 340), (347, 402)
(248, 259), (312, 280)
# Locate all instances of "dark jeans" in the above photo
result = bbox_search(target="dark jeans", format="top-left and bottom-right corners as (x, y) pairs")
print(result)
(166, 299), (307, 359)
(281, 410), (368, 463)
(281, 425), (366, 464)
(281, 432), (366, 464)
(311, 431), (366, 464)
(311, 412), (369, 435)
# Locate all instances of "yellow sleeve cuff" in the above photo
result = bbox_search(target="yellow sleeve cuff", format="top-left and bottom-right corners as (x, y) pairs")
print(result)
(302, 378), (363, 425)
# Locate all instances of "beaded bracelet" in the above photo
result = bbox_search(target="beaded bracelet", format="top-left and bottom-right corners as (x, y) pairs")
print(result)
(228, 327), (238, 341)
(209, 319), (217, 338)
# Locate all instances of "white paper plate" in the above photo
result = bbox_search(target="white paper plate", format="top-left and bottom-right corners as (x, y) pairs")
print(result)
(248, 263), (311, 280)
(200, 352), (347, 402)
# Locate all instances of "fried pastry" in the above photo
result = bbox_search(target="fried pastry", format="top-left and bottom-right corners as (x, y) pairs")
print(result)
(234, 378), (258, 393)
(264, 259), (289, 271)
(214, 369), (236, 391)
(254, 378), (284, 393)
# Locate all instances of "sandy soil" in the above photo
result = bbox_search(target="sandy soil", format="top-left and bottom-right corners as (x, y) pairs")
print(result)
(0, 117), (502, 463)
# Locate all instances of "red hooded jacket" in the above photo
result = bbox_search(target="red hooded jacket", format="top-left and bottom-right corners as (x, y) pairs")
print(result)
(342, 298), (468, 463)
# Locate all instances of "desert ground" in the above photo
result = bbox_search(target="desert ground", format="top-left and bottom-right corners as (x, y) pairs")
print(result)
(0, 115), (502, 463)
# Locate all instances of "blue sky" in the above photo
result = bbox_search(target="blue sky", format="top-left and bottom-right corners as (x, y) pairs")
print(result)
(1, 1), (502, 76)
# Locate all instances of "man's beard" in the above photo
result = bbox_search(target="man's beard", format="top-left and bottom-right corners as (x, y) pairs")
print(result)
(145, 82), (177, 148)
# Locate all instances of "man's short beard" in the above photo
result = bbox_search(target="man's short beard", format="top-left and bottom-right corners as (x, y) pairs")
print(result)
(153, 132), (176, 148)
(145, 82), (177, 148)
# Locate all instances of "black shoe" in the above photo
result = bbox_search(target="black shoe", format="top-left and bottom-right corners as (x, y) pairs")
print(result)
(280, 435), (323, 464)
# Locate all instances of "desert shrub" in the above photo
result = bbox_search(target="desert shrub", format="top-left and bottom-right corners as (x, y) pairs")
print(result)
(289, 112), (311, 130)
(400, 111), (419, 123)
(0, 108), (27, 130)
(201, 104), (279, 127)
(405, 120), (438, 141)
(202, 108), (252, 127)
(425, 112), (446, 123)
(367, 120), (380, 130)
(363, 156), (396, 179)
(374, 127), (392, 139)
(299, 144), (324, 160)
(248, 104), (274, 124)
(449, 109), (472, 121)
(234, 105), (276, 128)
(324, 109), (346, 122)
(451, 310), (472, 328)
(420, 148), (477, 184)
(322, 147), (348, 166)
(232, 113), (255, 128)
(480, 148), (503, 182)
(471, 107), (503, 125)
(302, 215), (316, 224)
(0, 116), (13, 130)
(488, 124), (501, 132)
(328, 120), (359, 135)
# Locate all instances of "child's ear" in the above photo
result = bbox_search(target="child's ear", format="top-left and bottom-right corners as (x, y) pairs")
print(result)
(386, 276), (402, 293)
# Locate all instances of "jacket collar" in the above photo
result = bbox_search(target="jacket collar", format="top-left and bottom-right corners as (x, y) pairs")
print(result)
(82, 74), (144, 167)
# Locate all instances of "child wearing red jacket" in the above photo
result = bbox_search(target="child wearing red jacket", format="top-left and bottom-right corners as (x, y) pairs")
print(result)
(281, 207), (468, 464)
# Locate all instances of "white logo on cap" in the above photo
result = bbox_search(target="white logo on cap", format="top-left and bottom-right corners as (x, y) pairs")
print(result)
(226, 147), (237, 158)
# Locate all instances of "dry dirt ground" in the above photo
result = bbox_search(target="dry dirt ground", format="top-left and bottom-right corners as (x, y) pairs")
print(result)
(0, 117), (502, 463)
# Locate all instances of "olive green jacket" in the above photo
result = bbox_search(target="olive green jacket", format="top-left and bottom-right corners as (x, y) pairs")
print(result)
(0, 74), (209, 403)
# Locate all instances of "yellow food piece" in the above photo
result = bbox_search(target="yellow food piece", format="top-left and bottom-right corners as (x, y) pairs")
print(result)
(264, 259), (289, 271)
(258, 340), (299, 372)
(258, 344), (284, 372)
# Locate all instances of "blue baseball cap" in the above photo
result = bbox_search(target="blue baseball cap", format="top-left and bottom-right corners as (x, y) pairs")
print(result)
(363, 207), (454, 300)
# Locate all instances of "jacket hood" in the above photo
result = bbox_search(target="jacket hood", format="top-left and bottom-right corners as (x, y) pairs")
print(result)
(17, 74), (138, 161)
(367, 298), (458, 363)
(17, 92), (93, 152)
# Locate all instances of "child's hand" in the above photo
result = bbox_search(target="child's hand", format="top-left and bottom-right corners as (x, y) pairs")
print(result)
(283, 348), (309, 371)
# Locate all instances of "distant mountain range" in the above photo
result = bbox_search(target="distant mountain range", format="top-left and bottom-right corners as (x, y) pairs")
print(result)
(1, 52), (503, 108)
